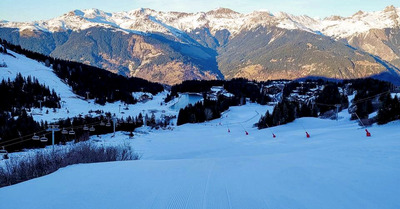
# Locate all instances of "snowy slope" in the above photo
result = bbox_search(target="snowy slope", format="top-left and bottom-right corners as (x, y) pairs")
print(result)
(1, 103), (399, 209)
(0, 50), (177, 122)
(320, 6), (400, 39)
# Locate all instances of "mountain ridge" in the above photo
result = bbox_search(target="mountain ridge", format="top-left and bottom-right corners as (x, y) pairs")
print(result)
(1, 6), (400, 84)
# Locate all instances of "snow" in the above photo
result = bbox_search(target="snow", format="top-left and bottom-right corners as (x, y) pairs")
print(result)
(0, 7), (396, 42)
(0, 50), (177, 122)
(3, 6), (398, 40)
(1, 100), (400, 208)
(1, 47), (400, 208)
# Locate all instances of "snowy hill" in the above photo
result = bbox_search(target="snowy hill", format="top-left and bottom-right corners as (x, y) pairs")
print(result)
(1, 103), (399, 208)
(0, 50), (176, 122)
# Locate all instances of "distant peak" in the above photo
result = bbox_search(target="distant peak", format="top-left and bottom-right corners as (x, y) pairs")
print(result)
(352, 10), (364, 16)
(206, 8), (239, 15)
(384, 5), (397, 13)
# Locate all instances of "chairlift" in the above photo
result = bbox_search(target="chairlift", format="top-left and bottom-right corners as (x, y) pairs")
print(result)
(83, 125), (89, 131)
(40, 135), (48, 142)
(106, 121), (111, 127)
(61, 128), (68, 135)
(129, 120), (133, 124)
(0, 147), (8, 155)
(0, 147), (8, 159)
(100, 121), (105, 126)
(32, 133), (40, 141)
(89, 126), (95, 132)
(69, 129), (75, 135)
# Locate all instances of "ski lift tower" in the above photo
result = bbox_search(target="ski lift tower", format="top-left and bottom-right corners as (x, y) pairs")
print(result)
(335, 104), (341, 121)
(38, 100), (43, 111)
(86, 92), (90, 100)
(46, 125), (60, 151)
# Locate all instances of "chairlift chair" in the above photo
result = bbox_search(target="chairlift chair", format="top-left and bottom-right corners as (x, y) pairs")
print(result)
(83, 125), (89, 131)
(100, 121), (105, 126)
(32, 133), (40, 141)
(0, 148), (7, 155)
(89, 126), (95, 132)
(40, 135), (48, 142)
(106, 122), (111, 127)
(69, 129), (75, 135)
(61, 128), (68, 135)
(0, 147), (8, 159)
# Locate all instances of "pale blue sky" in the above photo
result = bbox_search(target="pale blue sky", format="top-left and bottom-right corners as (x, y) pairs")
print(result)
(0, 0), (399, 22)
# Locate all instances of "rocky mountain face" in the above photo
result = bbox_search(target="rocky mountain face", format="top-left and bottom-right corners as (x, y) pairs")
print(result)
(217, 27), (390, 80)
(1, 6), (400, 84)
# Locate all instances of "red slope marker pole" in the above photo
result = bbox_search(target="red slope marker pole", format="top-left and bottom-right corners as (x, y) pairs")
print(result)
(365, 129), (371, 137)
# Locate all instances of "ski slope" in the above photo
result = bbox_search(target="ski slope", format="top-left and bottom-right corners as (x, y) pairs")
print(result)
(0, 51), (177, 122)
(1, 103), (399, 209)
(1, 50), (399, 208)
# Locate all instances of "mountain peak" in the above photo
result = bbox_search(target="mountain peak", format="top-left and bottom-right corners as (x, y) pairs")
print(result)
(206, 8), (239, 15)
(384, 5), (397, 13)
(352, 10), (364, 16)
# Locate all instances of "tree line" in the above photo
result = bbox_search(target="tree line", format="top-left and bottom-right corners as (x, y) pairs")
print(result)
(177, 95), (241, 125)
(258, 78), (399, 129)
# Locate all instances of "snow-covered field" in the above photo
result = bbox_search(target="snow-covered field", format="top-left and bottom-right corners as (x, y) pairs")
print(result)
(1, 103), (399, 209)
(1, 51), (400, 208)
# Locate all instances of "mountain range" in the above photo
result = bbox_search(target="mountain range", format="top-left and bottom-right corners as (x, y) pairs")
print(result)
(1, 6), (400, 85)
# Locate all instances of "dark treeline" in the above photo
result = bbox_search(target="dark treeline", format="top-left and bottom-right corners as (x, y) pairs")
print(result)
(177, 95), (241, 125)
(224, 78), (271, 104)
(0, 109), (44, 152)
(315, 84), (349, 114)
(377, 94), (400, 124)
(346, 78), (391, 120)
(258, 78), (399, 129)
(0, 74), (61, 152)
(0, 112), (146, 152)
(1, 39), (164, 105)
(0, 73), (60, 112)
(257, 99), (318, 129)
(258, 81), (348, 129)
(174, 78), (280, 126)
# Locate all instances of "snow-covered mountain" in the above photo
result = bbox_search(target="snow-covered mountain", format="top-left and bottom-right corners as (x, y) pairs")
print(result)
(2, 6), (399, 39)
(320, 5), (400, 39)
(1, 6), (400, 84)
